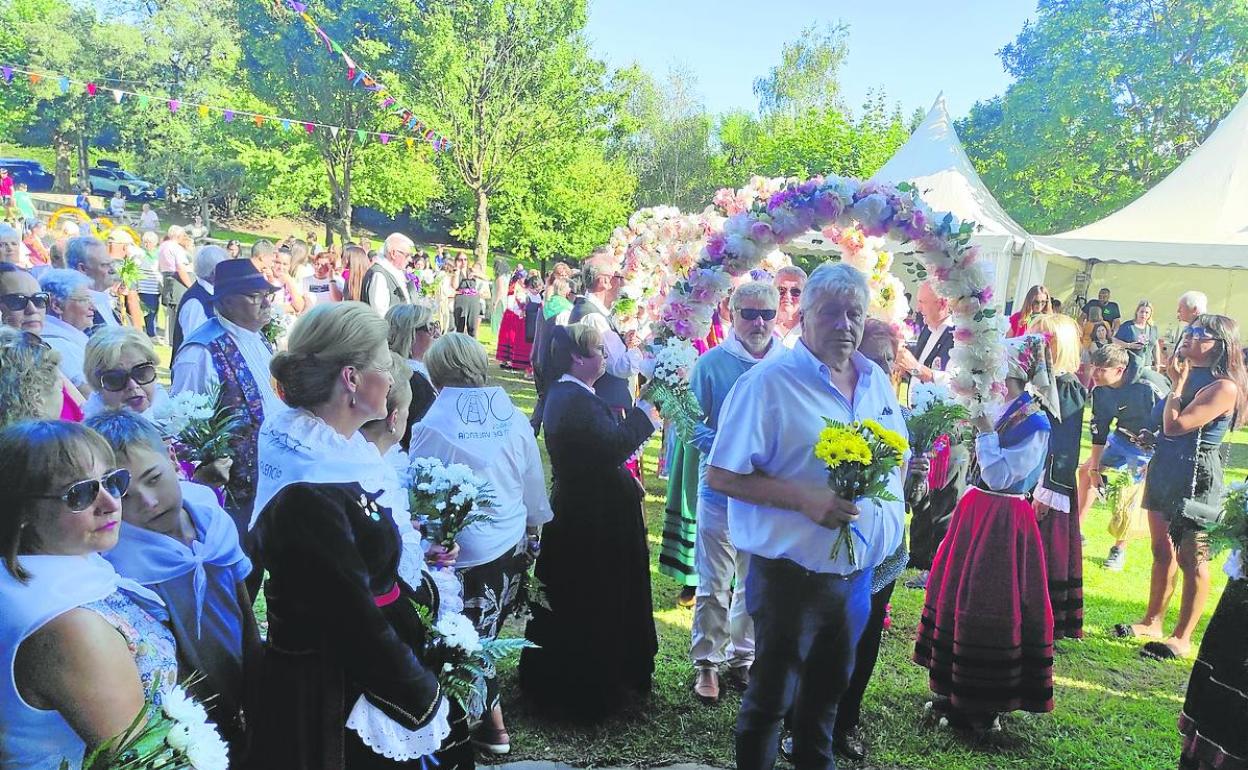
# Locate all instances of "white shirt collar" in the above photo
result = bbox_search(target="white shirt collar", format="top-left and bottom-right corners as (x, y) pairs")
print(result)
(558, 373), (595, 394)
(584, 294), (610, 316)
(217, 312), (262, 342)
(197, 278), (214, 294)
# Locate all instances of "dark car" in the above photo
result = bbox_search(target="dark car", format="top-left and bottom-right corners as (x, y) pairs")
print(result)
(0, 159), (55, 192)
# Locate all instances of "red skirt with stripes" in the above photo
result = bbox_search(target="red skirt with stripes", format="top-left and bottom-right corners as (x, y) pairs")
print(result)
(913, 486), (1055, 714)
(1037, 492), (1083, 640)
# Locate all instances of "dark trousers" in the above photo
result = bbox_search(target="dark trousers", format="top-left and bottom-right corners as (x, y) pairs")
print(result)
(139, 292), (160, 337)
(453, 295), (481, 337)
(834, 580), (895, 735)
(737, 556), (872, 770)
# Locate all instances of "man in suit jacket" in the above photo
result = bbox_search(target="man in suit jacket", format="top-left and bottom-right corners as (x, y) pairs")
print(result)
(896, 281), (954, 384)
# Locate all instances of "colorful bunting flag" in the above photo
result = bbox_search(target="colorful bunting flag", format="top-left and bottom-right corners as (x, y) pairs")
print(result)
(85, 82), (97, 96)
(111, 89), (123, 103)
(58, 76), (68, 94)
(224, 110), (235, 122)
(168, 99), (180, 113)
(1, 66), (12, 83)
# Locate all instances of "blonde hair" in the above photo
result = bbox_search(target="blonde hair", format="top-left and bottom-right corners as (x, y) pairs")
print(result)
(385, 303), (434, 359)
(270, 302), (388, 408)
(1028, 312), (1081, 375)
(84, 326), (156, 389)
(425, 332), (488, 388)
(0, 328), (63, 428)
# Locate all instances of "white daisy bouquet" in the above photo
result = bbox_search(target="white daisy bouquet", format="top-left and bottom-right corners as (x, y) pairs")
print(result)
(639, 336), (705, 440)
(404, 456), (497, 549)
(63, 677), (229, 770)
(906, 381), (971, 455)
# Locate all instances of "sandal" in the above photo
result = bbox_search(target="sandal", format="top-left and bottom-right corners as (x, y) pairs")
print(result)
(1113, 623), (1161, 639)
(1140, 640), (1189, 661)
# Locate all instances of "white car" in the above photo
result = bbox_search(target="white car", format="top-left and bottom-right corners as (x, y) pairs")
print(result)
(88, 167), (157, 200)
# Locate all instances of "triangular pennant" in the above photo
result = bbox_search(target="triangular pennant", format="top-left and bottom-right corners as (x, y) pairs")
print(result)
(1, 66), (12, 83)
(381, 97), (395, 109)
(138, 94), (149, 108)
(111, 89), (123, 103)
(254, 114), (265, 126)
(168, 99), (180, 113)
(58, 76), (69, 94)
(85, 82), (97, 96)
(223, 110), (235, 122)
(356, 128), (366, 143)
(303, 122), (315, 133)
(28, 73), (41, 85)
(405, 137), (415, 150)
(281, 119), (292, 131)
(330, 126), (339, 137)
(197, 105), (209, 118)
(380, 133), (390, 145)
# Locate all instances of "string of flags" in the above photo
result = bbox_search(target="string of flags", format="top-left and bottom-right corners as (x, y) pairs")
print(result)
(276, 0), (449, 151)
(0, 63), (450, 152)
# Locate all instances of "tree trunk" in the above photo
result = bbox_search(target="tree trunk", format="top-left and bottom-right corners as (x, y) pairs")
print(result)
(53, 132), (73, 193)
(200, 198), (211, 235)
(473, 187), (490, 265)
(76, 132), (89, 190)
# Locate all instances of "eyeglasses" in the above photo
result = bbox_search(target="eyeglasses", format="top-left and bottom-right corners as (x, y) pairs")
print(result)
(1184, 327), (1215, 340)
(417, 322), (442, 336)
(739, 308), (777, 321)
(96, 362), (157, 392)
(28, 468), (131, 513)
(1, 292), (50, 311)
(237, 292), (272, 305)
(777, 287), (802, 298)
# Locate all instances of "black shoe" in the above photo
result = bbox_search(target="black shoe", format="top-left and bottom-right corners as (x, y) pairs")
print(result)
(834, 727), (867, 761)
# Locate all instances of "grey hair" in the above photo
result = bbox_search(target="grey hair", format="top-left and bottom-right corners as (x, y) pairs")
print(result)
(382, 233), (414, 261)
(65, 236), (105, 272)
(800, 262), (869, 314)
(165, 225), (186, 239)
(580, 247), (614, 289)
(1179, 290), (1208, 314)
(38, 268), (92, 304)
(730, 281), (780, 311)
(194, 245), (229, 282)
(774, 265), (808, 284)
(425, 332), (489, 388)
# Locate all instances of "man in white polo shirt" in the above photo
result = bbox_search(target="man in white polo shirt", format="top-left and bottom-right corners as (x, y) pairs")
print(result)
(708, 262), (907, 770)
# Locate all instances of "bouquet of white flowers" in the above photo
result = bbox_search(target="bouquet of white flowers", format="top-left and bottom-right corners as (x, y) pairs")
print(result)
(61, 676), (229, 770)
(404, 457), (497, 549)
(149, 386), (244, 467)
(906, 381), (970, 455)
(414, 606), (534, 720)
(640, 336), (705, 440)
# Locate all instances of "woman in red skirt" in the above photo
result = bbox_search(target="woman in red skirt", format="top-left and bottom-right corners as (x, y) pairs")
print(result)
(914, 334), (1057, 734)
(495, 271), (527, 369)
(1028, 313), (1088, 640)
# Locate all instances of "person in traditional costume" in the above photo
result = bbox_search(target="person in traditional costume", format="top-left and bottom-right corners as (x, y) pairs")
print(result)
(0, 420), (178, 770)
(494, 269), (527, 369)
(686, 281), (783, 704)
(519, 322), (660, 719)
(250, 302), (471, 770)
(707, 263), (907, 770)
(409, 333), (552, 755)
(1028, 313), (1088, 640)
(362, 234), (415, 317)
(172, 259), (282, 538)
(1179, 549), (1247, 770)
(1124, 314), (1247, 661)
(913, 333), (1056, 734)
(384, 303), (440, 449)
(87, 410), (261, 763)
(896, 281), (966, 591)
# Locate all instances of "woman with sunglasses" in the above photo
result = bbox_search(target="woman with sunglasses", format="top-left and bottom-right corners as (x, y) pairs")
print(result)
(0, 264), (86, 420)
(772, 265), (807, 348)
(0, 420), (178, 769)
(1120, 315), (1248, 662)
(1007, 284), (1052, 338)
(251, 302), (470, 769)
(81, 326), (168, 419)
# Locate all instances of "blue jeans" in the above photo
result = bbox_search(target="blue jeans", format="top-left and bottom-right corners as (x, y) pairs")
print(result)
(139, 292), (160, 338)
(736, 556), (872, 770)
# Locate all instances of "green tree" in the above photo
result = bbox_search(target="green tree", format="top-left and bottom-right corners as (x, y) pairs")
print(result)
(236, 0), (438, 238)
(960, 0), (1248, 233)
(753, 22), (850, 119)
(401, 0), (606, 263)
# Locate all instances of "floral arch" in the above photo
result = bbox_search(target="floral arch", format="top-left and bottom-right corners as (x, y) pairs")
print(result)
(604, 175), (1007, 418)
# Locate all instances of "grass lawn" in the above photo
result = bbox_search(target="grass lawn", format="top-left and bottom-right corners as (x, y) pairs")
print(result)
(472, 322), (1241, 770)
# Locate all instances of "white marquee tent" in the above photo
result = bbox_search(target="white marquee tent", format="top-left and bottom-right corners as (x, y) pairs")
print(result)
(1044, 88), (1248, 321)
(783, 95), (1083, 310)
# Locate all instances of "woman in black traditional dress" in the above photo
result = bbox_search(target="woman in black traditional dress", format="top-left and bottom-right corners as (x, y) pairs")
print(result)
(250, 302), (473, 770)
(1029, 313), (1088, 640)
(519, 322), (660, 718)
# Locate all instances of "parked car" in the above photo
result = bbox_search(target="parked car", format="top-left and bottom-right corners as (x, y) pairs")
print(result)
(88, 167), (157, 200)
(0, 159), (55, 192)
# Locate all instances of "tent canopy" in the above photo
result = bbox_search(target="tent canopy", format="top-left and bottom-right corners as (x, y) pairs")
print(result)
(1046, 89), (1248, 269)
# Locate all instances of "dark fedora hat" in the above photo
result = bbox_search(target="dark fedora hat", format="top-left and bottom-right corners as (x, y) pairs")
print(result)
(213, 258), (280, 299)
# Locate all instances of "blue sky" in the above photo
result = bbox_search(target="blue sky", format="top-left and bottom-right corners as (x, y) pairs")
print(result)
(585, 0), (1038, 120)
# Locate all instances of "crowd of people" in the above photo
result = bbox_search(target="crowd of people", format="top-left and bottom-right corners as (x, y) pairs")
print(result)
(0, 197), (1244, 770)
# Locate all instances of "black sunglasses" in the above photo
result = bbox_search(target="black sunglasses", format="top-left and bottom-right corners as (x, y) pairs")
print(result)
(777, 287), (802, 298)
(739, 308), (777, 321)
(97, 362), (157, 392)
(29, 468), (131, 513)
(1, 292), (50, 311)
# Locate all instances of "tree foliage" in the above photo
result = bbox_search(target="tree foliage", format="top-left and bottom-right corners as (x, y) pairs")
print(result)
(753, 23), (850, 119)
(960, 0), (1248, 233)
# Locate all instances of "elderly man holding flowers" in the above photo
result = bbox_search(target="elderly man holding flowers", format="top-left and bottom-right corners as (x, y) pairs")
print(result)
(707, 262), (907, 770)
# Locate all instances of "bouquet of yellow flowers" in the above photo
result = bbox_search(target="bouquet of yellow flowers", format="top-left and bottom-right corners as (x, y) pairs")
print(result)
(814, 418), (907, 567)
